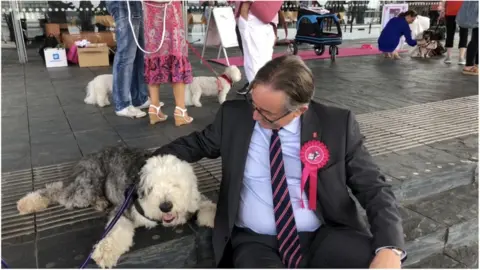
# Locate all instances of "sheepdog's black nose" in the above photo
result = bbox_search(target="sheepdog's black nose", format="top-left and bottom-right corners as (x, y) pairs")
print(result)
(159, 201), (173, 213)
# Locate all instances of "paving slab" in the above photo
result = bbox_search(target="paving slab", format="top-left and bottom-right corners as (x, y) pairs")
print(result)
(406, 253), (465, 268)
(444, 218), (479, 268)
(403, 184), (478, 267)
(373, 144), (476, 202)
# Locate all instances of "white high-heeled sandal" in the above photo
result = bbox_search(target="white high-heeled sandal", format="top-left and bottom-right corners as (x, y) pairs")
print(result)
(148, 102), (168, 125)
(174, 106), (193, 126)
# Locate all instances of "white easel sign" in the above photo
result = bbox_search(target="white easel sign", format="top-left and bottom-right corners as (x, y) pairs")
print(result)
(201, 6), (238, 66)
(381, 3), (409, 30)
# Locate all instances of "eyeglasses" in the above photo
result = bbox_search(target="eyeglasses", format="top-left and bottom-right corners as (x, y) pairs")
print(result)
(243, 88), (292, 125)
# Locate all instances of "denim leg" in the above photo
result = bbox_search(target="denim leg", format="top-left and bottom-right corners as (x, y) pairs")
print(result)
(107, 1), (141, 112)
(130, 2), (148, 107)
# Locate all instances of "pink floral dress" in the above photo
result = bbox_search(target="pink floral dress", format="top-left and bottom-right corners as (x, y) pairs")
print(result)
(143, 1), (193, 84)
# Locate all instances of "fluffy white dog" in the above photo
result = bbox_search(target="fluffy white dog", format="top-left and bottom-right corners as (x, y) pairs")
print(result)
(16, 146), (216, 269)
(185, 65), (242, 107)
(84, 74), (113, 107)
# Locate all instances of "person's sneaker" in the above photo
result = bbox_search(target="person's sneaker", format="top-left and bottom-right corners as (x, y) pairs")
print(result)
(136, 98), (151, 109)
(115, 105), (147, 118)
(236, 82), (250, 95)
(458, 57), (466, 65)
(444, 55), (452, 64)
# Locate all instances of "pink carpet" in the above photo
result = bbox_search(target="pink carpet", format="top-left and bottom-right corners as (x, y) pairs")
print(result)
(209, 47), (394, 67)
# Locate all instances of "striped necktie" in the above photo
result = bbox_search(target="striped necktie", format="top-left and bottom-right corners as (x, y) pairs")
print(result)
(270, 129), (303, 268)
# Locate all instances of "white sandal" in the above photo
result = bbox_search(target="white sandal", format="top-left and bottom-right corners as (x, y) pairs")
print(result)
(174, 106), (193, 126)
(148, 102), (168, 125)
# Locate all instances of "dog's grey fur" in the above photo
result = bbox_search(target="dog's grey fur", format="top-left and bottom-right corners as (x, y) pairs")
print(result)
(33, 147), (148, 214)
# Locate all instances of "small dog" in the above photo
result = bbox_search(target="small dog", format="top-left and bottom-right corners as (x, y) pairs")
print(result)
(84, 74), (113, 107)
(411, 30), (445, 58)
(185, 65), (242, 107)
(16, 146), (216, 269)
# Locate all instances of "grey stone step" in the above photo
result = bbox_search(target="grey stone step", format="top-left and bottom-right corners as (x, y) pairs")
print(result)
(402, 184), (478, 268)
(372, 135), (478, 203)
(2, 136), (478, 268)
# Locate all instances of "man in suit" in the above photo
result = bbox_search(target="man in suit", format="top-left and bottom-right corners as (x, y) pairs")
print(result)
(152, 55), (406, 268)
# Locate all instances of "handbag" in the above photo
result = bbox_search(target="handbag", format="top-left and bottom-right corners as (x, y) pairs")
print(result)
(456, 1), (479, 29)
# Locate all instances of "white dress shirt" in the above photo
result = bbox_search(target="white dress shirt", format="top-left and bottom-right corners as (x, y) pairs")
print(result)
(235, 117), (321, 235)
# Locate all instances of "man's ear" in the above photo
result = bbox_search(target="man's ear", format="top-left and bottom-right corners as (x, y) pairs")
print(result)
(293, 105), (309, 117)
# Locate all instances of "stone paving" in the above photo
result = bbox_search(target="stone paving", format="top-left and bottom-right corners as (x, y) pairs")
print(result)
(1, 39), (478, 268)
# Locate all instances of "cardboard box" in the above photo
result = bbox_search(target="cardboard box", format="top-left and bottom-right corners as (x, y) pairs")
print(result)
(77, 43), (109, 67)
(61, 32), (116, 49)
(44, 48), (68, 68)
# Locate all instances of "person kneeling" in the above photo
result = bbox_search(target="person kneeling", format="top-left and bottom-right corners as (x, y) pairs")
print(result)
(378, 10), (418, 59)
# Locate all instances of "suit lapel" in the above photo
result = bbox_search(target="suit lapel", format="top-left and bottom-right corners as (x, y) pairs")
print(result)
(228, 108), (255, 229)
(300, 103), (325, 221)
(300, 102), (323, 166)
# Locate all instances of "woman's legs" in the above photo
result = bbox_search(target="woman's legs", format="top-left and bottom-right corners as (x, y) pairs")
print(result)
(463, 28), (479, 75)
(148, 84), (168, 125)
(172, 82), (193, 126)
(458, 27), (469, 64)
(444, 15), (456, 62)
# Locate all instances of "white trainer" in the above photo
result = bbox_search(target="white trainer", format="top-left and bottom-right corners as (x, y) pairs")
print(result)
(136, 98), (151, 110)
(115, 105), (147, 118)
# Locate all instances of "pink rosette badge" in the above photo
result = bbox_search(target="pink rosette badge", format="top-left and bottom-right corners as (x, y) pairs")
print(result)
(300, 140), (329, 210)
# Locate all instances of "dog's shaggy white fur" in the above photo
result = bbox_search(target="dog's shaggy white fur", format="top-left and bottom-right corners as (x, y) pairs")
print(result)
(185, 65), (242, 107)
(16, 147), (216, 268)
(84, 74), (113, 107)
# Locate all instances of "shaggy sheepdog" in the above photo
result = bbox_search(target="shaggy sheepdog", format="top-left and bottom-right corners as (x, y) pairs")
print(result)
(84, 74), (113, 107)
(16, 146), (216, 269)
(185, 65), (242, 107)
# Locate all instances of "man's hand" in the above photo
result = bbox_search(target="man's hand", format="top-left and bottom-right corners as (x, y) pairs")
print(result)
(369, 249), (402, 269)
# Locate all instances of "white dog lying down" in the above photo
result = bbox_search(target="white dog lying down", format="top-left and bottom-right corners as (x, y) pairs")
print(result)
(185, 65), (242, 107)
(16, 146), (216, 269)
(84, 74), (113, 107)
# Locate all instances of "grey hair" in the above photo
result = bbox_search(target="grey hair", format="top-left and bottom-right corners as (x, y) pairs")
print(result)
(250, 55), (314, 111)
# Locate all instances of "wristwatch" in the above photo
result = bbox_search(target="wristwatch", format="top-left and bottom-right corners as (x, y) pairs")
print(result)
(389, 248), (403, 257)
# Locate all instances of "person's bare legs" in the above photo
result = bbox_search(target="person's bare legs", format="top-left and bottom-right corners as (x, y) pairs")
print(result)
(393, 50), (401, 59)
(148, 84), (168, 125)
(459, 47), (467, 64)
(172, 82), (193, 126)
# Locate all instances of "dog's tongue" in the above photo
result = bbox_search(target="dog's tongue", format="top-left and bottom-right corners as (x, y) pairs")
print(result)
(163, 213), (174, 222)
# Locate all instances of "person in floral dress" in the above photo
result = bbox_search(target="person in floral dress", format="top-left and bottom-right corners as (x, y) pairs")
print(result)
(143, 1), (193, 126)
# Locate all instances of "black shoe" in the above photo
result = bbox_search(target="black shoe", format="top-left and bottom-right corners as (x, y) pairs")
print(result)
(236, 82), (250, 95)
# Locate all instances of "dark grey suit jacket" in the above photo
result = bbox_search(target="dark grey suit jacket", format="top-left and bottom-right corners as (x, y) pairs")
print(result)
(152, 100), (404, 265)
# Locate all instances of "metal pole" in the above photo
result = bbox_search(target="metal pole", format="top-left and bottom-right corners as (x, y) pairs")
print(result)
(201, 6), (213, 62)
(10, 0), (27, 64)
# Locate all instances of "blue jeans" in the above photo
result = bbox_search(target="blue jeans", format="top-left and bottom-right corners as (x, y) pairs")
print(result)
(106, 1), (148, 111)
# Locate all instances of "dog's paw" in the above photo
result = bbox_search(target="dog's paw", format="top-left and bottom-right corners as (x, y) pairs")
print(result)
(194, 102), (202, 107)
(17, 192), (50, 215)
(196, 200), (216, 228)
(92, 239), (121, 269)
(94, 197), (110, 212)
